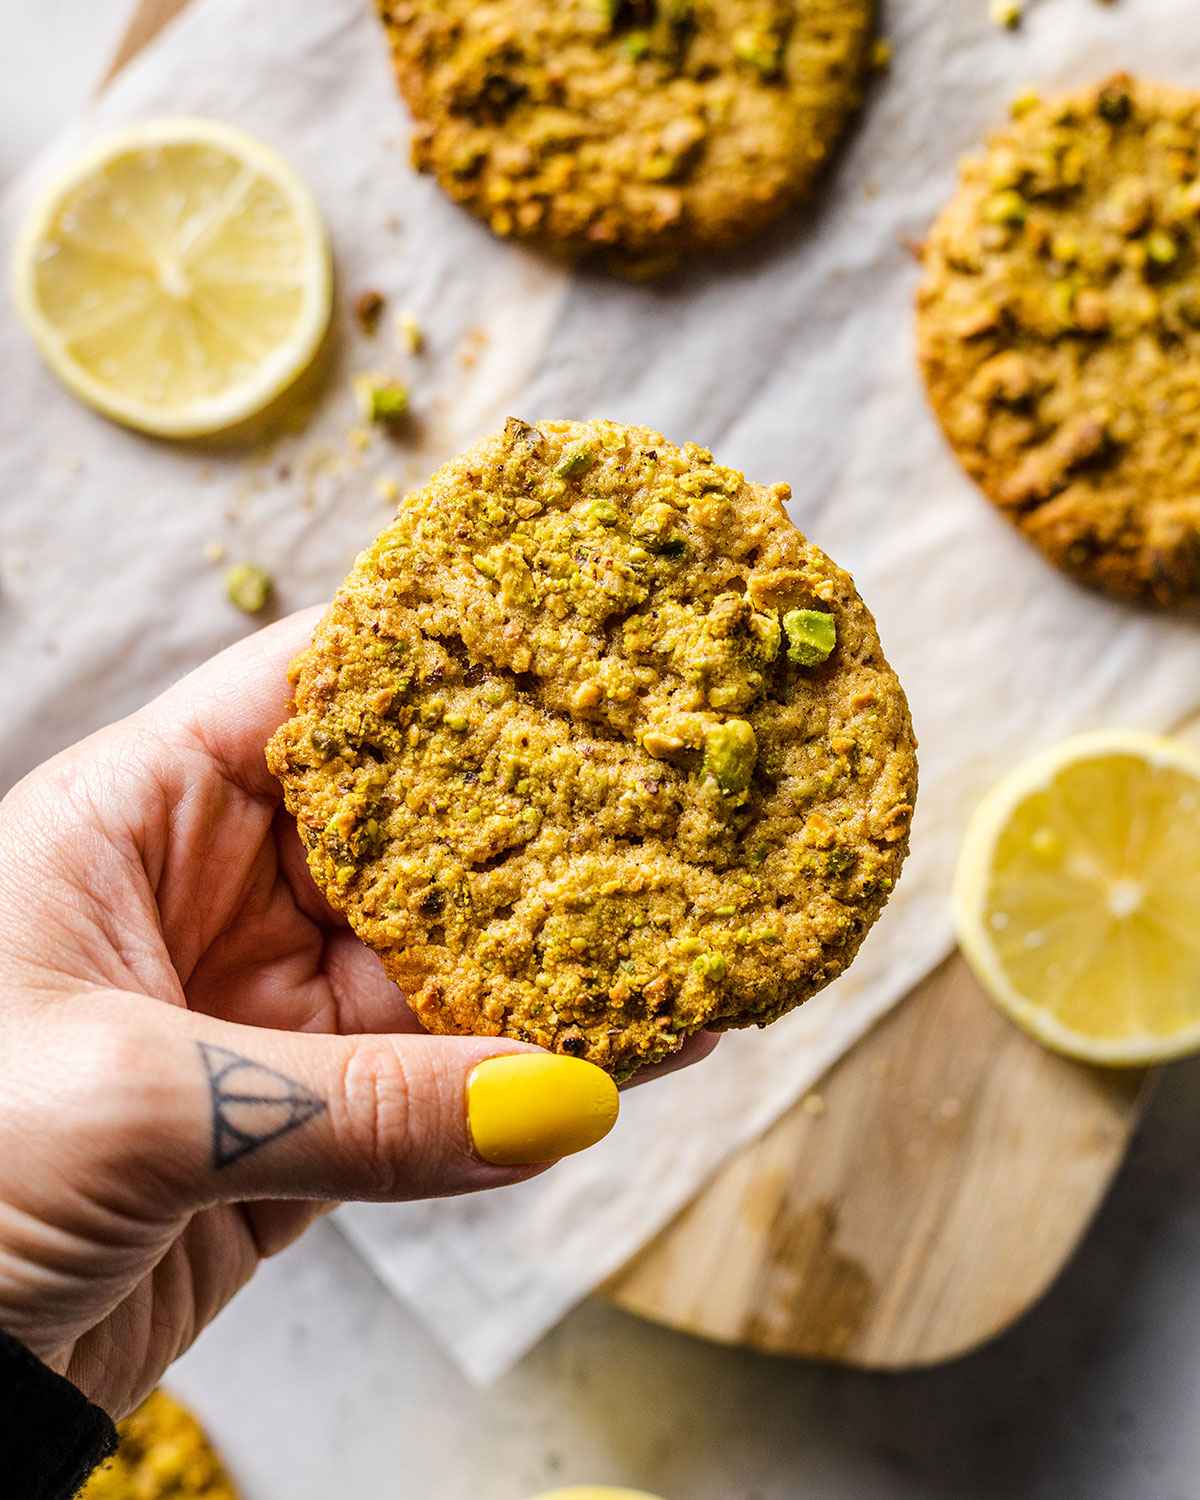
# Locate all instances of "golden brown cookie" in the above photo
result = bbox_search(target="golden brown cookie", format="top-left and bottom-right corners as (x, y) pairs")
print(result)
(917, 75), (1200, 606)
(268, 419), (916, 1079)
(82, 1390), (238, 1500)
(375, 0), (875, 271)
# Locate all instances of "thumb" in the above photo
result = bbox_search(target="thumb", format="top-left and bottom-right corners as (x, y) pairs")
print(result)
(81, 1000), (620, 1208)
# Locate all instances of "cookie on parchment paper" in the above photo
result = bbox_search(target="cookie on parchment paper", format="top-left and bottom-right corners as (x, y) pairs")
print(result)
(376, 0), (876, 273)
(918, 75), (1200, 606)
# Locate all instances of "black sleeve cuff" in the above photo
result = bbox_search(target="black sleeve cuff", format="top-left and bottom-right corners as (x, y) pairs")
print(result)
(0, 1328), (117, 1500)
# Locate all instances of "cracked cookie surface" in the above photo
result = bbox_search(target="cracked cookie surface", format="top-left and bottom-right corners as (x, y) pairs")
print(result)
(267, 419), (916, 1078)
(376, 0), (874, 270)
(918, 76), (1200, 606)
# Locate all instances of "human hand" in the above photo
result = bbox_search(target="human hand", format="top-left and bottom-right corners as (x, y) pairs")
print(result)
(0, 610), (714, 1417)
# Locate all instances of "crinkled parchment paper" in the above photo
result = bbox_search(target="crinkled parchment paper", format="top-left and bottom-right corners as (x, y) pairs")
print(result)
(1, 0), (1197, 1382)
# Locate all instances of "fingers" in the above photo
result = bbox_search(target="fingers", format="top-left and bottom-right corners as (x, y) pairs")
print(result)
(144, 606), (326, 801)
(90, 998), (620, 1210)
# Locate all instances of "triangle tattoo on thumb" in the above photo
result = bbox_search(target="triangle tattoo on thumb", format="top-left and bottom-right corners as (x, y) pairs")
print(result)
(198, 1042), (327, 1170)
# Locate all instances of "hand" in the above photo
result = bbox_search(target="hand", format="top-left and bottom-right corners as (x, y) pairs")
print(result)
(0, 610), (714, 1417)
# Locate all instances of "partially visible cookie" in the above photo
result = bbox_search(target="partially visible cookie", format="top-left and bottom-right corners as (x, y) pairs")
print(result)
(268, 418), (916, 1079)
(375, 0), (875, 270)
(917, 75), (1200, 606)
(82, 1391), (238, 1500)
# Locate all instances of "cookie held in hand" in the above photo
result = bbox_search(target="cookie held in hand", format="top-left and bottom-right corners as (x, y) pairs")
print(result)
(268, 419), (916, 1078)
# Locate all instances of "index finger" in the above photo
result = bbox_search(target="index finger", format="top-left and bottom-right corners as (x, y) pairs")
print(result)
(146, 606), (325, 801)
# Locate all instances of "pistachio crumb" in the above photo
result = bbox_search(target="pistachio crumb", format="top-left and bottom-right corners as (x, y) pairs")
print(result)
(225, 563), (273, 615)
(355, 374), (410, 427)
(399, 312), (425, 354)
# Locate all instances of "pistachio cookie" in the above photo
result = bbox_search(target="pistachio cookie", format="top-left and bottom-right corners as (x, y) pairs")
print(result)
(82, 1391), (238, 1500)
(375, 0), (875, 270)
(918, 76), (1200, 606)
(268, 419), (915, 1078)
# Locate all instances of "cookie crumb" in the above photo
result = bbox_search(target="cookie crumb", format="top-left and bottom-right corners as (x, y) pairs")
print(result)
(399, 312), (425, 354)
(354, 289), (386, 335)
(802, 1092), (827, 1118)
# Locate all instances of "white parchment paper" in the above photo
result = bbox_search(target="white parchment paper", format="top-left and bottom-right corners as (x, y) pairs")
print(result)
(2, 0), (1198, 1383)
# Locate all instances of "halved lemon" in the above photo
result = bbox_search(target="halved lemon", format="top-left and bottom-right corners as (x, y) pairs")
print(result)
(13, 118), (332, 438)
(955, 730), (1200, 1066)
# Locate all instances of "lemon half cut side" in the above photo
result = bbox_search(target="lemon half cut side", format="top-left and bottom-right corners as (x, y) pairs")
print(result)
(13, 117), (332, 438)
(954, 730), (1200, 1067)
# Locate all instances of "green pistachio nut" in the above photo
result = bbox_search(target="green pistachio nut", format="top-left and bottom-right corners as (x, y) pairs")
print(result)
(556, 443), (597, 479)
(783, 608), (836, 666)
(692, 950), (728, 981)
(702, 718), (758, 795)
(369, 383), (409, 424)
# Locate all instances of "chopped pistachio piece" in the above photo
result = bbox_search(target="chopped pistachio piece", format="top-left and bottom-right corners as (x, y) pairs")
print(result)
(370, 383), (409, 424)
(399, 312), (424, 354)
(225, 563), (273, 615)
(692, 950), (728, 981)
(702, 718), (758, 795)
(556, 442), (597, 479)
(586, 498), (619, 525)
(783, 608), (836, 666)
(732, 27), (783, 77)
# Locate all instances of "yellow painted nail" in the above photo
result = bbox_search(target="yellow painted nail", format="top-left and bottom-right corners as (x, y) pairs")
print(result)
(467, 1054), (619, 1166)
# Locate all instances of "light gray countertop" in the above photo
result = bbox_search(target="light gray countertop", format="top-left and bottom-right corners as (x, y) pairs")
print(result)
(9, 7), (1200, 1497)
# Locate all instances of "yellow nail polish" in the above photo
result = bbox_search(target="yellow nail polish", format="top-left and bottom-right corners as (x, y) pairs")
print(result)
(467, 1054), (619, 1166)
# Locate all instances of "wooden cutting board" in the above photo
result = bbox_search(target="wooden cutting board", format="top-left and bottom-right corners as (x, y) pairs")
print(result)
(111, 0), (1159, 1371)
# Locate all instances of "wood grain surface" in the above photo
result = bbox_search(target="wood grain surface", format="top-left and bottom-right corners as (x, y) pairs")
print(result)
(111, 0), (1162, 1372)
(608, 955), (1147, 1367)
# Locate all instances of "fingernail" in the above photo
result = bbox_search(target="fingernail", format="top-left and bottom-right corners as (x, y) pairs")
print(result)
(467, 1054), (619, 1166)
